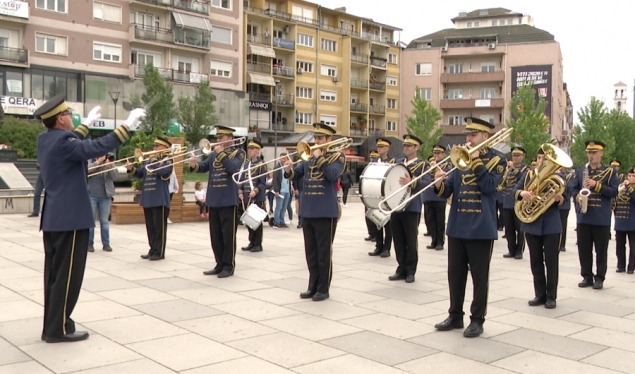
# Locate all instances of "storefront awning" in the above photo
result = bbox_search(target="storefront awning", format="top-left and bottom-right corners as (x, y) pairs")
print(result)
(248, 44), (276, 58)
(247, 73), (276, 86)
(172, 12), (211, 32)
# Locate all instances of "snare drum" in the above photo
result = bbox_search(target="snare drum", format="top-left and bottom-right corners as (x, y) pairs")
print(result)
(360, 163), (411, 211)
(240, 203), (267, 230)
(365, 208), (391, 229)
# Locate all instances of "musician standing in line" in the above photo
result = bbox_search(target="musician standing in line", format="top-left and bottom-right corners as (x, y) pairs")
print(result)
(128, 137), (174, 261)
(571, 140), (619, 290)
(424, 144), (451, 251)
(388, 135), (430, 283)
(284, 123), (345, 301)
(239, 140), (267, 253)
(35, 94), (136, 343)
(433, 118), (506, 338)
(502, 146), (529, 259)
(368, 138), (396, 258)
(363, 150), (379, 242)
(613, 166), (635, 273)
(610, 160), (623, 242)
(189, 126), (246, 278)
(513, 146), (563, 309)
(558, 165), (575, 252)
(422, 155), (435, 238)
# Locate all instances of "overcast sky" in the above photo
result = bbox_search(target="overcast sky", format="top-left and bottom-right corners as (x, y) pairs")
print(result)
(317, 0), (634, 121)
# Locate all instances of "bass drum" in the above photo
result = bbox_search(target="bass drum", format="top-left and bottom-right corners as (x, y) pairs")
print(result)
(366, 208), (390, 229)
(240, 203), (267, 230)
(360, 163), (411, 211)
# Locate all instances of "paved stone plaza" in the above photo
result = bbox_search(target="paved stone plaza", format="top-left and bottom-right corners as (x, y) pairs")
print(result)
(1, 202), (635, 373)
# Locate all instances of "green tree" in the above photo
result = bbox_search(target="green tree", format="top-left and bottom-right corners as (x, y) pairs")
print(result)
(506, 84), (551, 159)
(177, 80), (217, 144)
(405, 87), (443, 159)
(607, 108), (635, 172)
(570, 97), (613, 167)
(118, 128), (164, 190)
(0, 116), (46, 158)
(136, 63), (176, 133)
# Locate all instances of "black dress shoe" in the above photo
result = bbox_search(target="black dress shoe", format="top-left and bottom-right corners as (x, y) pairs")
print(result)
(312, 292), (329, 301)
(514, 253), (523, 259)
(149, 254), (164, 261)
(388, 273), (406, 281)
(300, 290), (316, 299)
(241, 245), (254, 251)
(503, 252), (515, 258)
(578, 278), (593, 288)
(87, 245), (94, 253)
(45, 331), (89, 343)
(380, 250), (390, 258)
(28, 213), (39, 217)
(435, 245), (444, 250)
(434, 317), (464, 331)
(217, 270), (233, 278)
(297, 224), (302, 229)
(251, 246), (263, 252)
(203, 268), (221, 275)
(545, 299), (556, 309)
(628, 270), (634, 274)
(405, 275), (415, 283)
(426, 244), (436, 249)
(423, 232), (431, 236)
(364, 235), (374, 241)
(41, 334), (46, 341)
(368, 249), (382, 256)
(497, 227), (503, 231)
(463, 321), (483, 338)
(528, 297), (546, 306)
(592, 280), (604, 289)
(502, 234), (507, 239)
(140, 254), (150, 259)
(560, 247), (566, 252)
(617, 268), (626, 273)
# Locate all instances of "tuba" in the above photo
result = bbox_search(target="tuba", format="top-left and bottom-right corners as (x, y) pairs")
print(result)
(515, 144), (573, 223)
(579, 163), (591, 213)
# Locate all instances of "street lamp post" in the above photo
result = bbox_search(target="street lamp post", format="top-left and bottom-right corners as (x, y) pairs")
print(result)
(274, 79), (281, 158)
(108, 91), (120, 130)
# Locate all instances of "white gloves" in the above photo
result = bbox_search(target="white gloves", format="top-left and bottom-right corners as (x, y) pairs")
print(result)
(85, 105), (101, 127)
(125, 108), (146, 129)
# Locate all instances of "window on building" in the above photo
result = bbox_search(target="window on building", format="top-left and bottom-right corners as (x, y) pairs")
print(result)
(474, 21), (480, 27)
(212, 0), (231, 10)
(447, 88), (463, 99)
(448, 63), (463, 74)
(296, 86), (313, 99)
(481, 62), (496, 72)
(480, 115), (495, 124)
(387, 121), (396, 132)
(415, 63), (431, 76)
(448, 115), (463, 125)
(35, 33), (67, 55)
(292, 5), (313, 21)
(417, 88), (432, 100)
(273, 29), (283, 38)
(467, 22), (472, 28)
(320, 89), (336, 102)
(320, 64), (337, 77)
(321, 38), (337, 52)
(387, 76), (398, 86)
(492, 20), (497, 26)
(297, 33), (314, 47)
(132, 50), (160, 67)
(93, 42), (121, 62)
(508, 19), (513, 25)
(388, 53), (397, 64)
(295, 111), (313, 124)
(387, 98), (397, 109)
(480, 88), (496, 98)
(212, 26), (232, 45)
(210, 59), (232, 77)
(320, 114), (337, 127)
(93, 2), (122, 23)
(368, 119), (376, 130)
(297, 61), (314, 73)
(36, 0), (66, 13)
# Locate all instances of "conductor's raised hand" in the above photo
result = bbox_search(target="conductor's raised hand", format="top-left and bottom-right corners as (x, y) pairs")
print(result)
(86, 105), (102, 127)
(125, 108), (146, 129)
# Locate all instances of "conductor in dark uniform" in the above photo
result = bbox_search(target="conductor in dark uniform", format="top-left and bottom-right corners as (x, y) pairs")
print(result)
(424, 144), (452, 250)
(433, 117), (506, 338)
(35, 94), (136, 343)
(364, 150), (379, 242)
(571, 140), (619, 289)
(239, 140), (267, 252)
(368, 138), (395, 258)
(284, 123), (345, 301)
(502, 146), (529, 259)
(127, 137), (174, 261)
(189, 126), (246, 278)
(513, 147), (563, 309)
(388, 134), (430, 283)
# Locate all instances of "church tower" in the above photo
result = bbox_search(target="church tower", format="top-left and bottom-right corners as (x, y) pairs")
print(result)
(614, 82), (628, 112)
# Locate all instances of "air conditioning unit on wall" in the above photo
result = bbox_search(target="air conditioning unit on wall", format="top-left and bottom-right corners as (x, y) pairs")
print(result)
(440, 46), (448, 52)
(297, 68), (304, 74)
(333, 76), (339, 82)
(488, 43), (496, 49)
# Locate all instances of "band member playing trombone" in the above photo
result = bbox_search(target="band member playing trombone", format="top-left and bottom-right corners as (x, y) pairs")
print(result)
(615, 167), (635, 273)
(369, 138), (396, 258)
(127, 136), (174, 261)
(387, 135), (430, 283)
(433, 118), (506, 338)
(284, 123), (345, 301)
(239, 140), (267, 253)
(189, 126), (246, 278)
(571, 140), (618, 289)
(424, 144), (452, 251)
(502, 146), (529, 259)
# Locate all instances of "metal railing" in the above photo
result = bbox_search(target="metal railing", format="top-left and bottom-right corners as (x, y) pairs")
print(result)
(247, 62), (271, 74)
(349, 127), (368, 136)
(361, 32), (393, 44)
(248, 91), (271, 102)
(369, 105), (385, 114)
(370, 57), (387, 67)
(273, 66), (295, 77)
(247, 34), (271, 45)
(0, 46), (27, 64)
(133, 0), (210, 14)
(351, 54), (368, 64)
(134, 65), (208, 83)
(273, 94), (294, 106)
(350, 78), (368, 89)
(132, 23), (210, 49)
(350, 103), (368, 112)
(369, 82), (386, 91)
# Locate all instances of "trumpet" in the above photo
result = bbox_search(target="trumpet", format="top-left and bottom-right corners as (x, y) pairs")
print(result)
(147, 137), (246, 172)
(377, 127), (512, 215)
(232, 137), (352, 184)
(87, 148), (165, 177)
(579, 163), (590, 213)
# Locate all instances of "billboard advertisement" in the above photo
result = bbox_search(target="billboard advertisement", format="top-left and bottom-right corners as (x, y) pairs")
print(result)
(511, 65), (552, 122)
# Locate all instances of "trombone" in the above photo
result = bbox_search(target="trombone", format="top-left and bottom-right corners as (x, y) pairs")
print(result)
(377, 127), (513, 214)
(146, 137), (247, 172)
(232, 137), (353, 184)
(86, 148), (165, 177)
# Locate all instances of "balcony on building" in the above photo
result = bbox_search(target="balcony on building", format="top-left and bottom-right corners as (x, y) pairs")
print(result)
(369, 105), (385, 115)
(351, 53), (368, 65)
(370, 56), (387, 68)
(350, 78), (368, 89)
(247, 61), (271, 74)
(440, 71), (505, 84)
(133, 64), (208, 83)
(0, 46), (28, 66)
(273, 93), (294, 107)
(130, 12), (211, 51)
(361, 31), (394, 46)
(350, 103), (368, 113)
(130, 0), (210, 15)
(247, 34), (271, 46)
(369, 81), (386, 91)
(349, 125), (368, 137)
(440, 97), (504, 109)
(272, 36), (295, 50)
(273, 66), (294, 78)
(368, 128), (386, 137)
(248, 91), (271, 102)
(247, 74), (276, 97)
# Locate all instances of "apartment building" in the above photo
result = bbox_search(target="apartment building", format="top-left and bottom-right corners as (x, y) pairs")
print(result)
(0, 0), (246, 134)
(402, 8), (569, 151)
(243, 0), (401, 148)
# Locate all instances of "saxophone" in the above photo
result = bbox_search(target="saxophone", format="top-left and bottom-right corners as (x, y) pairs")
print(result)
(579, 163), (591, 214)
(515, 144), (573, 223)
